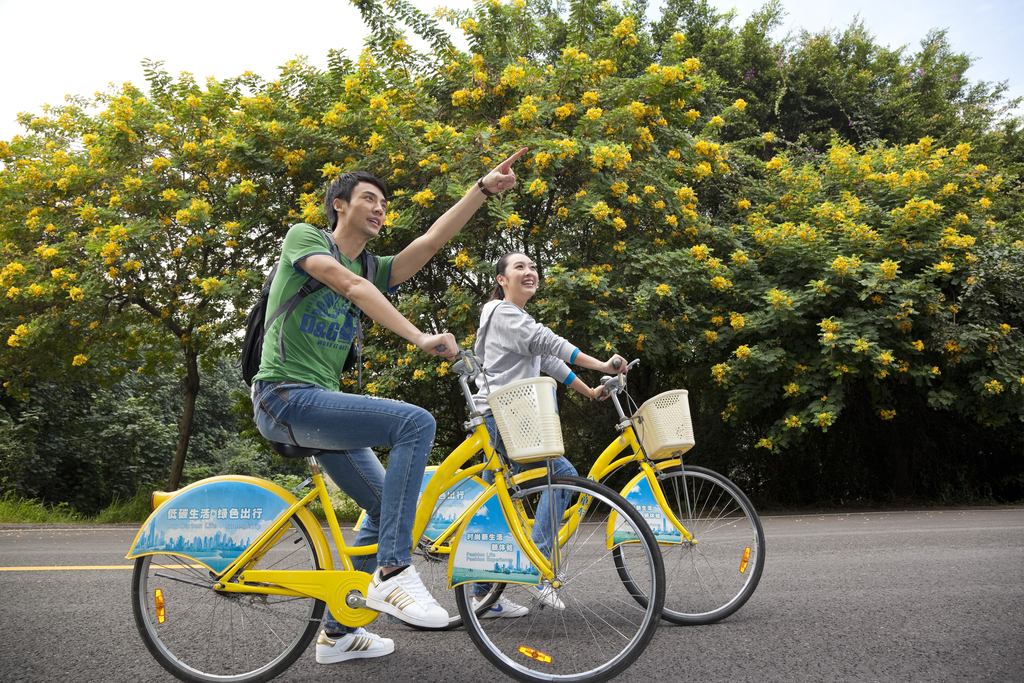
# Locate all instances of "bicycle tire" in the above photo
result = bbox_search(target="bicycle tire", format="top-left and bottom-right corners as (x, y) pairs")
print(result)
(456, 474), (665, 683)
(614, 465), (765, 625)
(132, 513), (325, 683)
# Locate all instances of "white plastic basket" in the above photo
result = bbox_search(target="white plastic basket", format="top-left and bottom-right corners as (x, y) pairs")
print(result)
(486, 376), (565, 463)
(633, 390), (696, 460)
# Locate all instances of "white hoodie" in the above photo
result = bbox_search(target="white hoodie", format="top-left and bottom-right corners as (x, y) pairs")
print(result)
(471, 299), (579, 413)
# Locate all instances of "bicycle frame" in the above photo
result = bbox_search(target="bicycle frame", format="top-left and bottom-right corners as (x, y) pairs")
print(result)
(128, 355), (567, 626)
(586, 430), (694, 543)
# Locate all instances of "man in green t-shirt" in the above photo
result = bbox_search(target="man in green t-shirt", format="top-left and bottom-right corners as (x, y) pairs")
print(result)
(252, 150), (526, 664)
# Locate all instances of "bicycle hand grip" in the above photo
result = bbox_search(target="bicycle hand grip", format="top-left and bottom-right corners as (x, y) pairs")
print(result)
(613, 358), (622, 369)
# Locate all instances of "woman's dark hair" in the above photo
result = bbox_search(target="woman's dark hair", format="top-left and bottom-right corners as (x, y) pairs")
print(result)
(487, 251), (528, 302)
(324, 171), (388, 228)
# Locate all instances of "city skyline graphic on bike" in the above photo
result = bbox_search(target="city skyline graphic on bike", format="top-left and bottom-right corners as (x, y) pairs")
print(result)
(449, 494), (542, 586)
(128, 480), (292, 572)
(614, 477), (684, 545)
(420, 470), (488, 543)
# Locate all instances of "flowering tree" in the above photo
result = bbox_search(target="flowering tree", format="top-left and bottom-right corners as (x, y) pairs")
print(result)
(2, 0), (1020, 506)
(0, 64), (311, 489)
(293, 0), (756, 456)
(686, 137), (1024, 498)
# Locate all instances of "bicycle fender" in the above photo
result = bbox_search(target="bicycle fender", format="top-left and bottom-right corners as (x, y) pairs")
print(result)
(126, 475), (332, 572)
(608, 470), (686, 547)
(446, 485), (544, 589)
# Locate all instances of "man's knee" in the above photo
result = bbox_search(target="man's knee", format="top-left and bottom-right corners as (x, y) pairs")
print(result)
(405, 408), (436, 443)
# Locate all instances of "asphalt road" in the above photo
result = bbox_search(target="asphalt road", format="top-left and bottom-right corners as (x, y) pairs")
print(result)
(1, 507), (1022, 683)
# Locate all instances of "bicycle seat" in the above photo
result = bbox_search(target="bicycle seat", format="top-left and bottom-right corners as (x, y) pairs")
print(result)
(268, 441), (321, 459)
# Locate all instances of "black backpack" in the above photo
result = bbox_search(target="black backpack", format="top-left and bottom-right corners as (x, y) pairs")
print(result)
(236, 230), (377, 388)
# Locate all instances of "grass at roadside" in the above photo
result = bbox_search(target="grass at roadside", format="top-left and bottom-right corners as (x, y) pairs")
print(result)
(1, 484), (362, 525)
(0, 491), (88, 523)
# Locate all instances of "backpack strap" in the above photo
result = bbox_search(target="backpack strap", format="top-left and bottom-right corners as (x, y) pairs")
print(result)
(264, 231), (341, 363)
(350, 247), (376, 389)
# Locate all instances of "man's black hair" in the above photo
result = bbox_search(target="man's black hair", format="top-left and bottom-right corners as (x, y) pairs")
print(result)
(324, 171), (388, 229)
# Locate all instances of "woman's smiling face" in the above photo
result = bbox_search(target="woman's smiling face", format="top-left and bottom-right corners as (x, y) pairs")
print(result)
(498, 253), (538, 305)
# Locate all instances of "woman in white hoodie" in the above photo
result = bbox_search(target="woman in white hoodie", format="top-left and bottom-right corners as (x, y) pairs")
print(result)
(469, 251), (626, 617)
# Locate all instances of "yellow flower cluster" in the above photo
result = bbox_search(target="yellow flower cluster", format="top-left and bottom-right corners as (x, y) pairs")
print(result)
(554, 103), (576, 119)
(590, 144), (631, 170)
(830, 255), (862, 277)
(589, 201), (611, 221)
(454, 250), (472, 269)
(411, 189), (435, 207)
(766, 288), (793, 309)
(708, 276), (733, 290)
(711, 363), (730, 384)
(878, 260), (899, 280)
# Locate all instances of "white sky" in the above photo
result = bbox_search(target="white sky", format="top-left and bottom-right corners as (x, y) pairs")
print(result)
(0, 0), (1021, 143)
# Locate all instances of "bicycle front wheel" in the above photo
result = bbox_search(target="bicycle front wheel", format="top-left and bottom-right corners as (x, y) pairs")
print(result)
(132, 513), (325, 683)
(456, 474), (665, 683)
(617, 465), (765, 625)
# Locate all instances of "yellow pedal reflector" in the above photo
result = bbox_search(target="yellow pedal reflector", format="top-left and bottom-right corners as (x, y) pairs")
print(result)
(518, 646), (552, 664)
(739, 547), (750, 574)
(154, 589), (166, 624)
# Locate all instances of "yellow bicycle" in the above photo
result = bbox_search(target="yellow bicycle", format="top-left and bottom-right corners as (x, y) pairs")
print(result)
(417, 358), (764, 627)
(590, 359), (765, 624)
(128, 350), (665, 683)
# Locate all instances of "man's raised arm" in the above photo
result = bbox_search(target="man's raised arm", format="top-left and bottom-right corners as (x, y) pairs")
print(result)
(388, 147), (527, 287)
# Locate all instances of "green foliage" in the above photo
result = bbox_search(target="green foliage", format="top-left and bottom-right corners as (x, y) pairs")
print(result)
(0, 490), (86, 523)
(92, 489), (153, 523)
(1, 0), (1021, 508)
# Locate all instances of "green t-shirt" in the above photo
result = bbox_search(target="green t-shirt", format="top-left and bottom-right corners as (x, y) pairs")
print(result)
(253, 223), (395, 390)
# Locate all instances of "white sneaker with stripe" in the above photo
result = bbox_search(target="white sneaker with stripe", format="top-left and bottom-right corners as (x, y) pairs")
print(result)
(315, 628), (394, 664)
(365, 565), (449, 628)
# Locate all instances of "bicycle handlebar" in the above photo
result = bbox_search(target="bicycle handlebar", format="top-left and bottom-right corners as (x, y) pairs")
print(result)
(601, 358), (640, 396)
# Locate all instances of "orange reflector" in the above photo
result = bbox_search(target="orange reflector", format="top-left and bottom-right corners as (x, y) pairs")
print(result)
(739, 547), (750, 574)
(518, 646), (552, 664)
(154, 589), (166, 624)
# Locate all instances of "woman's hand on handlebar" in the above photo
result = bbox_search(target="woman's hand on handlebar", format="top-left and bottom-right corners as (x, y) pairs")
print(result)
(604, 354), (628, 374)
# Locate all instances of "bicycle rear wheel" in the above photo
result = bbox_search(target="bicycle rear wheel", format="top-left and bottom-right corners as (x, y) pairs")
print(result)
(132, 513), (324, 683)
(456, 474), (665, 683)
(616, 465), (764, 625)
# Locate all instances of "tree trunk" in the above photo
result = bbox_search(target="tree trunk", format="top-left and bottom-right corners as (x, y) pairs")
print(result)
(166, 348), (200, 491)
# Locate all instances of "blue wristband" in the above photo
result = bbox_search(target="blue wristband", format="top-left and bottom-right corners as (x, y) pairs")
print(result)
(563, 371), (577, 387)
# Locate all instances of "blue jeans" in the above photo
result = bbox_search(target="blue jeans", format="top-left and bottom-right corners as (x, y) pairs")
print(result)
(252, 380), (436, 632)
(473, 413), (577, 596)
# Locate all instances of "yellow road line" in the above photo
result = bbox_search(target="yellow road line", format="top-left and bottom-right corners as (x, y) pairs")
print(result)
(0, 565), (135, 571)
